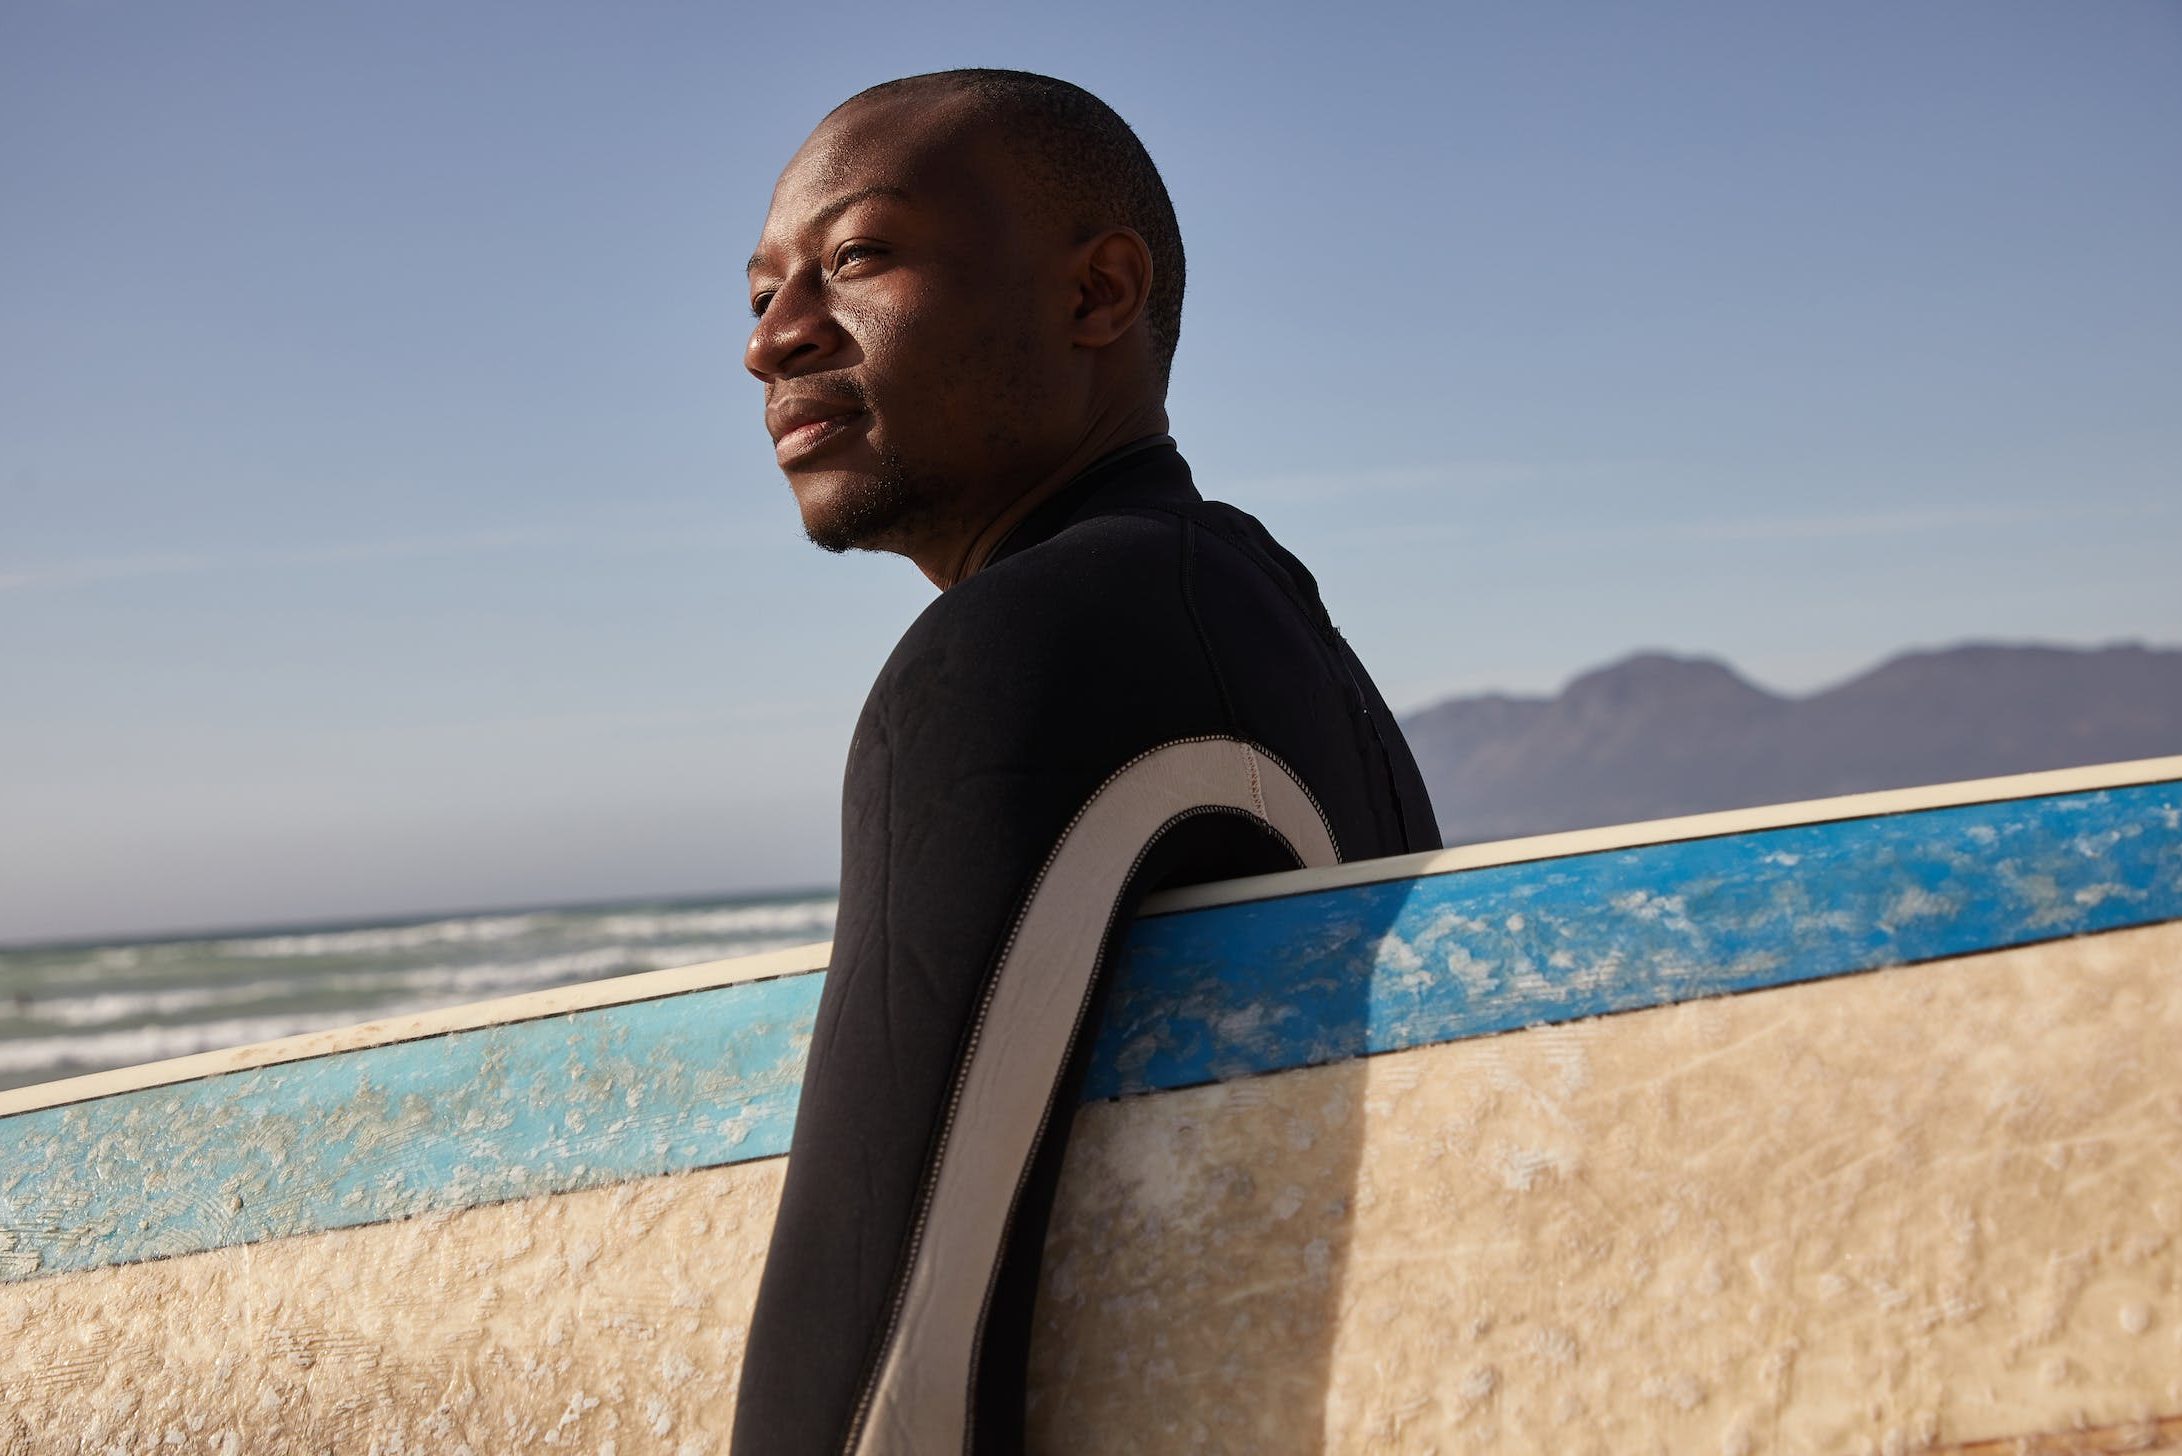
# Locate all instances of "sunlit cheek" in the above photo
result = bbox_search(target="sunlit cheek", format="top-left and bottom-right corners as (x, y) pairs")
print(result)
(840, 291), (913, 354)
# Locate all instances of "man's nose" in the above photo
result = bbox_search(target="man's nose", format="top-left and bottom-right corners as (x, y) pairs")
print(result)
(745, 277), (840, 382)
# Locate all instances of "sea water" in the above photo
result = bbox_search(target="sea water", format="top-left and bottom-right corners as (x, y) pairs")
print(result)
(0, 891), (838, 1094)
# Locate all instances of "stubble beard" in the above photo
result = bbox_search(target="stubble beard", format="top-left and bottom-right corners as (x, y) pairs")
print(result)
(802, 443), (945, 556)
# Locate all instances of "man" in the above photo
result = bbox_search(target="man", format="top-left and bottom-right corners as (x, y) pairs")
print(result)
(735, 70), (1438, 1455)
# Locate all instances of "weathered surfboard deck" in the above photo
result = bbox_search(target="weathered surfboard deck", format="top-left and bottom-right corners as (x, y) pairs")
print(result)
(3, 758), (2179, 1454)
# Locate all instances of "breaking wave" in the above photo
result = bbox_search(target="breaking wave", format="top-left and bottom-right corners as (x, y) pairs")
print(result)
(0, 891), (837, 1093)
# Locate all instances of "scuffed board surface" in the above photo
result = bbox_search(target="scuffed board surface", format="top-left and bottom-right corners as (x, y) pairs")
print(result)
(0, 1159), (786, 1454)
(1031, 922), (2182, 1455)
(3, 924), (2176, 1454)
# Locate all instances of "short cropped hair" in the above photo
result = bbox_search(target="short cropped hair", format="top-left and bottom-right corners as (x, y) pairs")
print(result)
(842, 69), (1186, 387)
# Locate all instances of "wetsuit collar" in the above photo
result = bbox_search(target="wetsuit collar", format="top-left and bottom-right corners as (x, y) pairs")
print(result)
(981, 434), (1198, 571)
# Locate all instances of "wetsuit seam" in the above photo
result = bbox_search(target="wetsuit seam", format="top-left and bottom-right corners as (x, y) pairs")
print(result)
(1183, 508), (1336, 640)
(1175, 512), (1404, 847)
(1335, 626), (1427, 851)
(1168, 506), (1417, 851)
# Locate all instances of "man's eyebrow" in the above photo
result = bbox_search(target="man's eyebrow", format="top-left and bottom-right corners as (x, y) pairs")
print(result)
(746, 185), (914, 276)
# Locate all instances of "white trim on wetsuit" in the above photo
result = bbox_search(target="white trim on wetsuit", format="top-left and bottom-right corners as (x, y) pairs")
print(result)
(846, 738), (1339, 1454)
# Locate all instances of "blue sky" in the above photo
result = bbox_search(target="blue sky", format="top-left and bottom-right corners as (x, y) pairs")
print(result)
(4, 0), (2177, 943)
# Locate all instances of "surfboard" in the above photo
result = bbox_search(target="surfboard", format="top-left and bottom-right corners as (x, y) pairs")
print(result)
(3, 756), (2178, 1453)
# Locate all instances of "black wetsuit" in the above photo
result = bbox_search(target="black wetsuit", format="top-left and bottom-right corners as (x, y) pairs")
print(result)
(731, 437), (1439, 1455)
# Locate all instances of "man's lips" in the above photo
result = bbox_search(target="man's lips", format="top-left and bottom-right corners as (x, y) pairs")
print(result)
(768, 398), (867, 466)
(774, 413), (864, 465)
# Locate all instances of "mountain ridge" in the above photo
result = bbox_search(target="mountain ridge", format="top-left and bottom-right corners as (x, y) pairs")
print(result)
(1397, 641), (2182, 845)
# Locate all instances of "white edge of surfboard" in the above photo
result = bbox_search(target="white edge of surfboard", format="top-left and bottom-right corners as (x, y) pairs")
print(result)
(6, 751), (2178, 1120)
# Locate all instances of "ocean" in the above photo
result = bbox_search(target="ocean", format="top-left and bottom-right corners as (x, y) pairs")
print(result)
(0, 890), (839, 1095)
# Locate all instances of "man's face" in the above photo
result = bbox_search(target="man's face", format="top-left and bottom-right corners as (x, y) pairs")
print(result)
(745, 95), (1073, 554)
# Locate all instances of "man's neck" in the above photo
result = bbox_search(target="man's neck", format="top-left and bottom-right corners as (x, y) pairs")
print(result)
(916, 403), (1171, 590)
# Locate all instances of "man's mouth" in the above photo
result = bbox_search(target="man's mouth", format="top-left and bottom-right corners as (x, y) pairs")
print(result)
(768, 392), (868, 467)
(772, 412), (864, 464)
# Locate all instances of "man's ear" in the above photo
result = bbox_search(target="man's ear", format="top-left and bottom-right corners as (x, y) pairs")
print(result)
(1069, 227), (1154, 349)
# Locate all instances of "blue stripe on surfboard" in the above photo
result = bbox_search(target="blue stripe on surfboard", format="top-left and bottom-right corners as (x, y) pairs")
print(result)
(1088, 779), (2182, 1098)
(0, 972), (821, 1281)
(2, 778), (2177, 1280)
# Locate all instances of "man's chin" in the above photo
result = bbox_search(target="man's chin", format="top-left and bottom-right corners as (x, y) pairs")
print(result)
(792, 468), (925, 556)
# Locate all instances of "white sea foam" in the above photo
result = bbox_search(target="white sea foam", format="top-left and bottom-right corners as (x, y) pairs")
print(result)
(588, 903), (837, 941)
(198, 900), (834, 961)
(620, 937), (819, 969)
(350, 932), (822, 999)
(216, 914), (546, 959)
(1, 893), (841, 1090)
(0, 1014), (345, 1078)
(34, 983), (287, 1028)
(29, 934), (825, 1030)
(386, 948), (660, 997)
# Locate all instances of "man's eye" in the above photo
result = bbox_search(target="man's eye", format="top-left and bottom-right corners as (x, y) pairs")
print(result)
(831, 243), (884, 272)
(750, 291), (775, 319)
